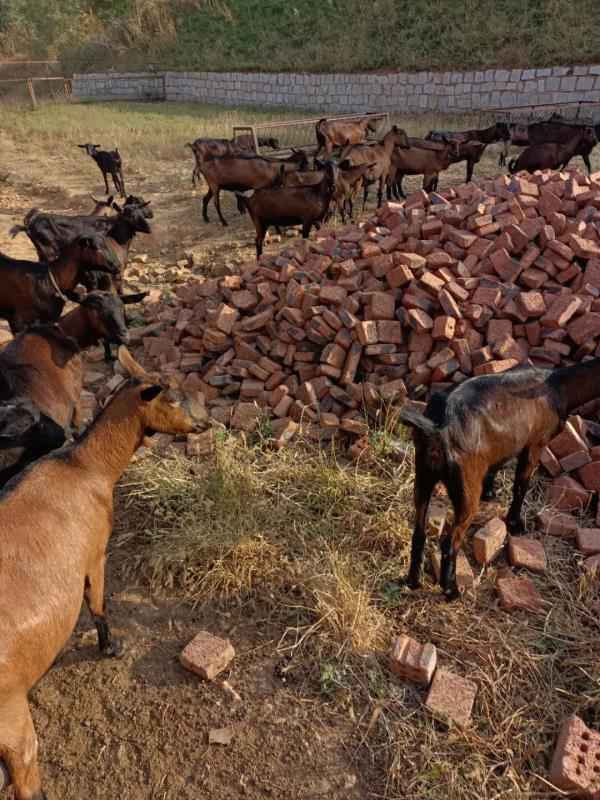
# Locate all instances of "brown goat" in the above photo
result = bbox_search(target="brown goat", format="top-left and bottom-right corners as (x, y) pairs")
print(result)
(0, 347), (194, 800)
(282, 160), (375, 223)
(508, 127), (597, 174)
(0, 234), (120, 334)
(187, 135), (280, 186)
(399, 359), (600, 600)
(236, 161), (337, 258)
(198, 150), (309, 226)
(315, 116), (378, 157)
(0, 292), (130, 485)
(446, 140), (488, 184)
(339, 126), (410, 209)
(387, 137), (458, 198)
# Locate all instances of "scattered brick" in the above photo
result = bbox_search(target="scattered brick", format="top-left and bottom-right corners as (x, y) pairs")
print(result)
(550, 715), (600, 796)
(389, 635), (437, 685)
(537, 509), (578, 538)
(180, 631), (235, 680)
(576, 528), (600, 556)
(473, 517), (507, 565)
(507, 536), (547, 573)
(497, 575), (544, 612)
(425, 669), (477, 728)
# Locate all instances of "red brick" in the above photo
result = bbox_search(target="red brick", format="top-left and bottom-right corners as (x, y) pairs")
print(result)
(540, 446), (562, 477)
(473, 358), (519, 376)
(319, 285), (347, 305)
(489, 248), (522, 282)
(430, 549), (475, 590)
(407, 308), (434, 333)
(389, 634), (437, 685)
(473, 517), (507, 565)
(369, 292), (395, 320)
(425, 669), (477, 728)
(420, 271), (445, 294)
(186, 430), (216, 457)
(432, 315), (456, 341)
(356, 320), (378, 345)
(516, 291), (546, 318)
(576, 528), (600, 556)
(387, 264), (413, 288)
(231, 402), (262, 432)
(377, 320), (403, 344)
(536, 509), (577, 538)
(548, 422), (588, 460)
(341, 343), (362, 384)
(577, 461), (600, 491)
(180, 631), (235, 680)
(496, 575), (543, 612)
(567, 312), (600, 345)
(321, 343), (347, 369)
(547, 475), (591, 512)
(559, 450), (592, 473)
(550, 716), (600, 795)
(487, 319), (513, 343)
(471, 286), (501, 307)
(507, 536), (546, 573)
(565, 234), (600, 260)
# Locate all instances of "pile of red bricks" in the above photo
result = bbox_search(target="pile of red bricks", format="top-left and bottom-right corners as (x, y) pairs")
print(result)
(137, 166), (600, 452)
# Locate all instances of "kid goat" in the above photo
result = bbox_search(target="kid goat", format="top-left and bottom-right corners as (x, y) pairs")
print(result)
(0, 347), (194, 800)
(78, 143), (126, 197)
(399, 359), (600, 600)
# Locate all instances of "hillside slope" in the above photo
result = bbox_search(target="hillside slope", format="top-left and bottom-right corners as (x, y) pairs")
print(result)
(1, 0), (598, 75)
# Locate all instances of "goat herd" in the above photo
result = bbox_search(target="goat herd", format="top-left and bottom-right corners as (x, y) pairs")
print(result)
(187, 113), (600, 256)
(0, 111), (598, 798)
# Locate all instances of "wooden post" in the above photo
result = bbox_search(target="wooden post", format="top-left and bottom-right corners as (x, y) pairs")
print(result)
(251, 125), (259, 155)
(26, 78), (37, 109)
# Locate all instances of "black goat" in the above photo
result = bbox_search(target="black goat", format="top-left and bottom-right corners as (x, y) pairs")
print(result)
(78, 143), (126, 197)
(236, 161), (337, 258)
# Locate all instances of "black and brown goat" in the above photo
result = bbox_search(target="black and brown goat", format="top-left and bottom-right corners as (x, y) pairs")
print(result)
(339, 126), (410, 209)
(315, 116), (378, 157)
(387, 137), (458, 198)
(0, 347), (194, 800)
(198, 150), (309, 226)
(0, 233), (120, 334)
(236, 161), (337, 258)
(526, 116), (600, 173)
(447, 140), (489, 184)
(508, 126), (597, 174)
(78, 143), (126, 197)
(0, 291), (130, 485)
(427, 121), (510, 172)
(399, 359), (600, 600)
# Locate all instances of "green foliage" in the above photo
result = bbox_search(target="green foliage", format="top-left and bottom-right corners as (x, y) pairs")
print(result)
(0, 0), (597, 72)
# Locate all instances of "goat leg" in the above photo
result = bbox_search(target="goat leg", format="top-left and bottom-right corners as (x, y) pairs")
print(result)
(84, 559), (124, 658)
(505, 445), (541, 535)
(481, 468), (498, 501)
(441, 466), (482, 600)
(102, 170), (110, 196)
(202, 188), (213, 223)
(0, 696), (46, 800)
(214, 189), (228, 226)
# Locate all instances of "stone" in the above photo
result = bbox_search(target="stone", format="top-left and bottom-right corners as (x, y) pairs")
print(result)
(497, 575), (543, 612)
(507, 536), (546, 573)
(389, 634), (437, 685)
(425, 668), (477, 728)
(550, 715), (600, 795)
(208, 727), (234, 746)
(472, 517), (507, 565)
(576, 528), (600, 556)
(180, 631), (235, 680)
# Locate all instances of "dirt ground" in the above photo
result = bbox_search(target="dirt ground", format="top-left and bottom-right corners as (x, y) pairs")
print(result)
(0, 124), (597, 800)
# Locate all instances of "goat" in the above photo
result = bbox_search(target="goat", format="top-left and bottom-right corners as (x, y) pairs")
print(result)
(387, 137), (458, 199)
(198, 150), (309, 226)
(427, 121), (510, 169)
(0, 346), (194, 800)
(0, 292), (130, 486)
(78, 143), (126, 197)
(236, 161), (337, 258)
(0, 233), (120, 334)
(447, 139), (488, 184)
(339, 126), (410, 209)
(187, 135), (280, 186)
(508, 127), (596, 174)
(525, 118), (600, 174)
(315, 116), (378, 157)
(399, 358), (600, 600)
(10, 195), (152, 263)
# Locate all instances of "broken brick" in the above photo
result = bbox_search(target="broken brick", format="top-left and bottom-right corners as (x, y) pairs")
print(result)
(389, 634), (437, 685)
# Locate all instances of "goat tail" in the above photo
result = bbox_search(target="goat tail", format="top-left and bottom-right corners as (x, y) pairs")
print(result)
(398, 405), (439, 436)
(9, 223), (27, 238)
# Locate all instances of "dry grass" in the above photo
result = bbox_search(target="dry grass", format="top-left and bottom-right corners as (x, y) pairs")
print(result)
(113, 426), (600, 799)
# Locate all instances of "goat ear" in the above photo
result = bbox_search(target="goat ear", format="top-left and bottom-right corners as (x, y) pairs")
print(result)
(141, 385), (162, 402)
(118, 345), (154, 381)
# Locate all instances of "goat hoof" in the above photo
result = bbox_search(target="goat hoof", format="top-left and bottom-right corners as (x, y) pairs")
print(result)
(443, 586), (461, 602)
(102, 638), (125, 658)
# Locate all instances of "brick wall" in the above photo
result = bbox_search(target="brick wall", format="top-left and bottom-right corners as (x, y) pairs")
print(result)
(72, 65), (600, 113)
